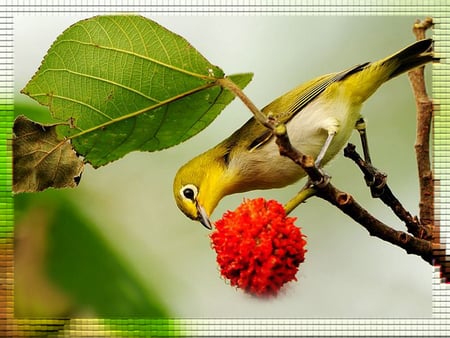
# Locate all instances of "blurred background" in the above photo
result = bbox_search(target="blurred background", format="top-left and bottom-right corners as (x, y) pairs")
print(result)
(14, 15), (432, 318)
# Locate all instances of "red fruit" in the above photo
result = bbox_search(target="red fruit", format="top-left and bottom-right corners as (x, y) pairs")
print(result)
(210, 198), (307, 296)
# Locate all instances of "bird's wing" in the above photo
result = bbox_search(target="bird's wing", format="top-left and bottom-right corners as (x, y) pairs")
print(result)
(268, 62), (369, 123)
(246, 62), (370, 152)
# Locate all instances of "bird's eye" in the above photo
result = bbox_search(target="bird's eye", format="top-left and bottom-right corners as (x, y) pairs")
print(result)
(180, 184), (198, 201)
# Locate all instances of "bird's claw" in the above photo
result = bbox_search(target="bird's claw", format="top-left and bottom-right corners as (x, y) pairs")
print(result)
(307, 168), (331, 189)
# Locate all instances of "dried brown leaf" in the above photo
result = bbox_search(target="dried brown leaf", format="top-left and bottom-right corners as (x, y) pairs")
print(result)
(13, 115), (84, 193)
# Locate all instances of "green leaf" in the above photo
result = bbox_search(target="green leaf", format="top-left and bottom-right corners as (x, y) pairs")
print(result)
(12, 115), (84, 193)
(22, 15), (253, 167)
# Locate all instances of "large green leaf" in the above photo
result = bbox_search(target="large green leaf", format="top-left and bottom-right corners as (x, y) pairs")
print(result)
(22, 15), (253, 167)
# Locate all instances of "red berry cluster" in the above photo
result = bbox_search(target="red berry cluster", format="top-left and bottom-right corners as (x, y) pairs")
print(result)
(210, 198), (307, 296)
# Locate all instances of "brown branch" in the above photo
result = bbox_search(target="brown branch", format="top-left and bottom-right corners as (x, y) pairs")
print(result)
(408, 17), (435, 236)
(407, 18), (450, 281)
(318, 184), (433, 264)
(273, 124), (329, 186)
(344, 143), (432, 240)
(273, 125), (433, 263)
(222, 75), (434, 264)
(216, 77), (275, 131)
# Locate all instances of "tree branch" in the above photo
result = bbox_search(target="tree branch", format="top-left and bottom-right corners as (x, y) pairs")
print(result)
(406, 18), (449, 281)
(408, 17), (435, 237)
(343, 143), (432, 240)
(273, 125), (433, 263)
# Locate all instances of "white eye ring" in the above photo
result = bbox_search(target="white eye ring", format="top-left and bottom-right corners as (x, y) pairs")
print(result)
(180, 184), (198, 201)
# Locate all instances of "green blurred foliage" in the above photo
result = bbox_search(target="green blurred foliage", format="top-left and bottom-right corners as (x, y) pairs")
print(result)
(15, 184), (170, 318)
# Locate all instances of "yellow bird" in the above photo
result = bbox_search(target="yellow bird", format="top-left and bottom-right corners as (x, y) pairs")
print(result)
(173, 39), (434, 229)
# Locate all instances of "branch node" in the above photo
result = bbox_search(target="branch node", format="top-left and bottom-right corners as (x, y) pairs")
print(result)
(413, 17), (434, 39)
(336, 192), (351, 206)
(301, 154), (315, 168)
(312, 173), (331, 189)
(273, 123), (287, 137)
(399, 232), (409, 244)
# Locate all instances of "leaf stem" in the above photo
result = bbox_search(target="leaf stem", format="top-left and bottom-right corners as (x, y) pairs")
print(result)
(216, 77), (275, 130)
(284, 187), (316, 215)
(344, 143), (431, 239)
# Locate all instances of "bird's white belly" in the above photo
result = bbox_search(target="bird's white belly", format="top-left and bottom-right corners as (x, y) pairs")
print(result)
(286, 95), (360, 162)
(233, 94), (362, 190)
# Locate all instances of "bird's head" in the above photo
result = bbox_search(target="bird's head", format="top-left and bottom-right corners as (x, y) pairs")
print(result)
(173, 149), (233, 229)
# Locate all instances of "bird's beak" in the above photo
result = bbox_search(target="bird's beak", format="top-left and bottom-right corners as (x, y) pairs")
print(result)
(196, 201), (212, 230)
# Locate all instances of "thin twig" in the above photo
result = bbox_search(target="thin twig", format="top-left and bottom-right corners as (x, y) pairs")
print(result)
(316, 184), (433, 264)
(284, 186), (316, 216)
(216, 77), (275, 130)
(344, 143), (431, 240)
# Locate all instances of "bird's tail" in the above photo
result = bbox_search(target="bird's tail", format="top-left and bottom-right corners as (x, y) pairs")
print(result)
(384, 38), (435, 80)
(344, 38), (435, 103)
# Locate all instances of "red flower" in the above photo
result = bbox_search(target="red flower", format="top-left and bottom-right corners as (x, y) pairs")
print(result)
(210, 198), (307, 296)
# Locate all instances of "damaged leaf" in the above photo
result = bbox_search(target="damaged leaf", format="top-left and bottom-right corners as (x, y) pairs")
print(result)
(13, 115), (84, 193)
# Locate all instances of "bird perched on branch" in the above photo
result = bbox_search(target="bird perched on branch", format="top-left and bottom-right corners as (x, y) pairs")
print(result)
(173, 38), (435, 229)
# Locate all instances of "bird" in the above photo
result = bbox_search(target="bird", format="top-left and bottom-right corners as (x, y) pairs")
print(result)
(173, 38), (434, 229)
